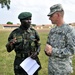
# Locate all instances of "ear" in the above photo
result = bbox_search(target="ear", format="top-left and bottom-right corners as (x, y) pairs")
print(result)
(57, 12), (60, 17)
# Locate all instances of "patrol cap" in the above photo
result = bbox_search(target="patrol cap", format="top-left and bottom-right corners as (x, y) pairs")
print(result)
(47, 4), (64, 16)
(18, 12), (32, 20)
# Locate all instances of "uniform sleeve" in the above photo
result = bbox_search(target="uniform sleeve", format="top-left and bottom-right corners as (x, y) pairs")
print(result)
(35, 30), (41, 53)
(35, 30), (40, 41)
(6, 31), (15, 52)
(47, 31), (52, 45)
(51, 28), (75, 58)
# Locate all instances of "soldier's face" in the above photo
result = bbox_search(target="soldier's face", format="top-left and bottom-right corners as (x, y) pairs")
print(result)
(49, 12), (58, 24)
(21, 17), (32, 29)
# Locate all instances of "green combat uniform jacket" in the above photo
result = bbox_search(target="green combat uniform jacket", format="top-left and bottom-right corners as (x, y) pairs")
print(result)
(47, 24), (75, 75)
(6, 26), (41, 75)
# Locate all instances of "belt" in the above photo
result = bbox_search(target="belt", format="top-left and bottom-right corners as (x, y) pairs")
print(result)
(16, 53), (31, 58)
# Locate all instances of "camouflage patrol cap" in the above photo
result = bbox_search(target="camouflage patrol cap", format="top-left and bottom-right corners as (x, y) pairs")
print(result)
(47, 4), (64, 16)
(18, 12), (32, 20)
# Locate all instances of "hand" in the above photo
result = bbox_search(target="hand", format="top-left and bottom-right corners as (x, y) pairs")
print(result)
(30, 52), (38, 59)
(45, 44), (52, 56)
(9, 38), (17, 45)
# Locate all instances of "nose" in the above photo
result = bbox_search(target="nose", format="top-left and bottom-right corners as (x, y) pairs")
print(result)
(28, 20), (31, 23)
(49, 17), (51, 20)
(28, 20), (31, 22)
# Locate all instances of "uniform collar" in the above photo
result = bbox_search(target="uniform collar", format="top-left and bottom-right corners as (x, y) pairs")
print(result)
(19, 25), (32, 33)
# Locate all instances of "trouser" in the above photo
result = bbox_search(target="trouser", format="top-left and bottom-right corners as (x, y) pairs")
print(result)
(14, 61), (38, 75)
(48, 71), (71, 75)
(48, 57), (72, 75)
(14, 56), (40, 75)
(15, 69), (38, 75)
(15, 72), (38, 75)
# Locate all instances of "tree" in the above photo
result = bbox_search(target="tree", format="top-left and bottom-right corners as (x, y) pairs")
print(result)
(7, 21), (13, 24)
(0, 0), (11, 10)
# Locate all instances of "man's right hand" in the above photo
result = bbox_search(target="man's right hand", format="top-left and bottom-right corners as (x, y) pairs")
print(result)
(9, 38), (17, 45)
(6, 38), (17, 52)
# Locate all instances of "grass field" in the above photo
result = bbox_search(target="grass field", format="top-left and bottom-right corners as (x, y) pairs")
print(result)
(0, 29), (75, 75)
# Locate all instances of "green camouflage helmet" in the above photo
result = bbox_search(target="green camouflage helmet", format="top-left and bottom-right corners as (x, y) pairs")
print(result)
(47, 4), (64, 16)
(18, 12), (32, 20)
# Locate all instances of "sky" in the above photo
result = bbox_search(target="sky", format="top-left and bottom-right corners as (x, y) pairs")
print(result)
(0, 0), (75, 25)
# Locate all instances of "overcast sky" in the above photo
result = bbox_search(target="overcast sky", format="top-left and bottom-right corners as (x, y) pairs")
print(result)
(0, 0), (75, 25)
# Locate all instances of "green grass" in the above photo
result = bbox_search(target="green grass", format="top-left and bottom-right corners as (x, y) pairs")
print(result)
(0, 30), (75, 75)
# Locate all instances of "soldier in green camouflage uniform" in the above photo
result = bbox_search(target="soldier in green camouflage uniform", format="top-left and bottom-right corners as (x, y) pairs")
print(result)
(45, 4), (75, 75)
(6, 12), (41, 75)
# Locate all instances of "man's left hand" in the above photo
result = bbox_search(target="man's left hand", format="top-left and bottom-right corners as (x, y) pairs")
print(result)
(30, 52), (38, 59)
(44, 44), (52, 56)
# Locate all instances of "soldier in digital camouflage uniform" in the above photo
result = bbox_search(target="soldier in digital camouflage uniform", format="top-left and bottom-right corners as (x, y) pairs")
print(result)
(44, 4), (75, 75)
(6, 12), (41, 75)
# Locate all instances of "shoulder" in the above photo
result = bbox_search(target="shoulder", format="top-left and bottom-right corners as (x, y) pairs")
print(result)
(30, 27), (38, 33)
(62, 24), (75, 38)
(12, 27), (20, 32)
(30, 27), (40, 37)
(10, 27), (20, 35)
(63, 24), (73, 33)
(49, 26), (56, 33)
(30, 27), (36, 31)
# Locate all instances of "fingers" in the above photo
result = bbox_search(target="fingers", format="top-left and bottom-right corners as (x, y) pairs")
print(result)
(46, 50), (51, 56)
(10, 38), (17, 45)
(45, 44), (52, 56)
(30, 52), (37, 59)
(13, 38), (17, 43)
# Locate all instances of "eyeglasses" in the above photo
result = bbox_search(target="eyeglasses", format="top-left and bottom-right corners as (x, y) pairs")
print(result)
(50, 14), (54, 17)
